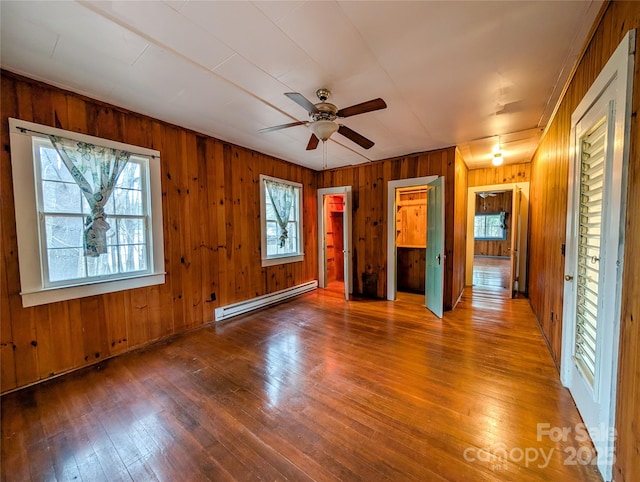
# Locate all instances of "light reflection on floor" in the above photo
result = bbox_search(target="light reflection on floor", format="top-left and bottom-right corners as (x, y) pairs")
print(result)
(264, 332), (301, 408)
(473, 256), (510, 290)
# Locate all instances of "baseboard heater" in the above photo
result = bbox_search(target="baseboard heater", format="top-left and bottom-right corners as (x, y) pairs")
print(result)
(214, 280), (318, 322)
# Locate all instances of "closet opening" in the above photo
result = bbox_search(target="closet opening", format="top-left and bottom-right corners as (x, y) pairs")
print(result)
(317, 186), (352, 301)
(395, 186), (428, 296)
(324, 194), (345, 291)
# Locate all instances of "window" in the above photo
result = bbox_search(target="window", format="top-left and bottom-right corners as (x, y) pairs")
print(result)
(9, 118), (165, 307)
(259, 174), (304, 266)
(474, 212), (507, 240)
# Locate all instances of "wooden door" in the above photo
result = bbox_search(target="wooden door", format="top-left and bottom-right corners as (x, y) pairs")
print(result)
(425, 177), (444, 318)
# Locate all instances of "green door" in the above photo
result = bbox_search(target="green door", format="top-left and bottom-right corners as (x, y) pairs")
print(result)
(425, 176), (444, 318)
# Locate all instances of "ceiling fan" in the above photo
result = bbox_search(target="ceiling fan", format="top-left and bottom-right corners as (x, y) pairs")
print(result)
(259, 88), (387, 150)
(478, 192), (498, 198)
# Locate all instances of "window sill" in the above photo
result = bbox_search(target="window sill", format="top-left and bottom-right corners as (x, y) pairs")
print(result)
(261, 254), (304, 267)
(20, 272), (166, 307)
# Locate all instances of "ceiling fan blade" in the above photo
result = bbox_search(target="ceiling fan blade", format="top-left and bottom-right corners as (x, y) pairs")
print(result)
(338, 125), (375, 149)
(259, 121), (306, 133)
(337, 98), (387, 118)
(306, 134), (320, 150)
(285, 92), (319, 114)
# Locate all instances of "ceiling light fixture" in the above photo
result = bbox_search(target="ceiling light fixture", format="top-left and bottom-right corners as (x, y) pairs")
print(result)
(309, 120), (339, 141)
(492, 135), (504, 166)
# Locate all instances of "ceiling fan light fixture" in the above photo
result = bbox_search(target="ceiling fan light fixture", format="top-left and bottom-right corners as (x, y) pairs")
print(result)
(310, 120), (338, 141)
(261, 90), (386, 150)
(492, 152), (504, 166)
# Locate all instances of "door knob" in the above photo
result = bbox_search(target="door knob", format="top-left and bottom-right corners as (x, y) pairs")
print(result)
(565, 275), (574, 281)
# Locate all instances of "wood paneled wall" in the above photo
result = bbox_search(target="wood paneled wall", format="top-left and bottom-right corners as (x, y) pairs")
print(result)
(395, 190), (427, 248)
(0, 72), (317, 394)
(528, 2), (639, 480)
(397, 248), (426, 293)
(467, 162), (531, 187)
(474, 191), (512, 257)
(318, 148), (467, 310)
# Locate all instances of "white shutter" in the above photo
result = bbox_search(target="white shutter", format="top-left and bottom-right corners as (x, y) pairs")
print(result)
(574, 117), (607, 386)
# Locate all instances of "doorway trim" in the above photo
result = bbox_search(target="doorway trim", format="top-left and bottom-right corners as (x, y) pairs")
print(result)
(386, 176), (437, 301)
(465, 182), (530, 291)
(317, 186), (352, 296)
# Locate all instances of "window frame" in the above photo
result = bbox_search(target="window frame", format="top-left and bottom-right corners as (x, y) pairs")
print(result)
(34, 139), (151, 287)
(474, 212), (507, 241)
(9, 118), (165, 307)
(259, 174), (304, 267)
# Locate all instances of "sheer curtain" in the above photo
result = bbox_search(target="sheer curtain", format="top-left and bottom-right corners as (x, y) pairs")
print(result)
(265, 179), (295, 247)
(49, 135), (130, 257)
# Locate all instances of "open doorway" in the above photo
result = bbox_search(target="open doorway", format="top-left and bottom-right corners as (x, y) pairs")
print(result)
(324, 194), (345, 290)
(318, 186), (352, 300)
(465, 182), (529, 298)
(396, 186), (427, 295)
(386, 175), (444, 318)
(472, 190), (512, 292)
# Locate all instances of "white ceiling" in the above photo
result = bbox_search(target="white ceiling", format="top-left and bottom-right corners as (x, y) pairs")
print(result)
(0, 1), (602, 171)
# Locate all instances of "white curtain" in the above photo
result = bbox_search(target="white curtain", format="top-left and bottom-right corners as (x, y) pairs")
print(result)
(265, 180), (295, 247)
(49, 135), (130, 257)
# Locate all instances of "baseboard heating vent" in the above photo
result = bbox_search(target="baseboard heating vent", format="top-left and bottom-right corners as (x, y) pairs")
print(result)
(214, 280), (318, 322)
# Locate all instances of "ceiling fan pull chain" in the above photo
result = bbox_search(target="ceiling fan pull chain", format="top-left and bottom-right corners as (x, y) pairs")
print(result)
(323, 139), (328, 170)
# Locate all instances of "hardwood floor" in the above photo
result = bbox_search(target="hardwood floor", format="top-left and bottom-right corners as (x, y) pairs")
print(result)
(1, 289), (601, 481)
(473, 256), (511, 290)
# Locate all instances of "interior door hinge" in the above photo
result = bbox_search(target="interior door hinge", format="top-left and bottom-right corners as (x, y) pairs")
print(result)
(561, 244), (566, 256)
